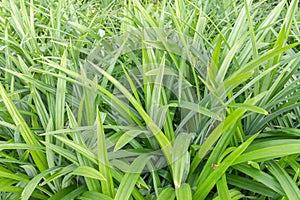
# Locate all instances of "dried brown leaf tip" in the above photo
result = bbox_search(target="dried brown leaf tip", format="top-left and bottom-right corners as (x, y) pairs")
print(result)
(212, 164), (218, 169)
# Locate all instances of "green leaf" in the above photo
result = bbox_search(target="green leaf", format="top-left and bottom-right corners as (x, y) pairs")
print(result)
(0, 166), (29, 183)
(227, 174), (279, 198)
(216, 175), (230, 200)
(0, 143), (43, 151)
(55, 50), (67, 129)
(0, 82), (47, 172)
(71, 166), (106, 181)
(175, 183), (192, 200)
(228, 103), (269, 115)
(266, 160), (300, 199)
(232, 42), (300, 76)
(157, 187), (175, 200)
(21, 167), (60, 200)
(208, 36), (222, 88)
(213, 189), (245, 200)
(178, 101), (222, 121)
(96, 110), (115, 197)
(41, 141), (78, 164)
(232, 163), (285, 195)
(78, 191), (114, 200)
(114, 155), (151, 200)
(217, 34), (247, 82)
(234, 139), (300, 164)
(193, 134), (257, 199)
(87, 60), (173, 164)
(47, 185), (78, 200)
(172, 133), (192, 189)
(40, 164), (77, 186)
(0, 185), (48, 200)
(48, 185), (87, 200)
(190, 107), (246, 174)
(114, 129), (147, 151)
(54, 135), (97, 163)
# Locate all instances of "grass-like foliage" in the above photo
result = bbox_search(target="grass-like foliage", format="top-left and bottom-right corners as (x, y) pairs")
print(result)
(0, 0), (300, 199)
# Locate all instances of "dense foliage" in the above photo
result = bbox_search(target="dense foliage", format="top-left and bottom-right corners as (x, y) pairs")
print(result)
(0, 0), (300, 199)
